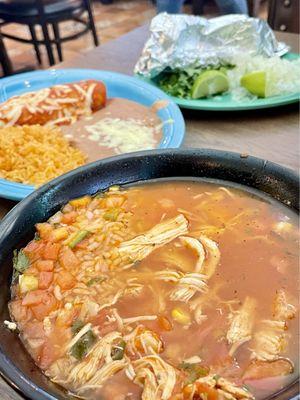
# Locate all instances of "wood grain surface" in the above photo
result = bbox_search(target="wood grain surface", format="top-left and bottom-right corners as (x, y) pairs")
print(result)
(0, 25), (299, 400)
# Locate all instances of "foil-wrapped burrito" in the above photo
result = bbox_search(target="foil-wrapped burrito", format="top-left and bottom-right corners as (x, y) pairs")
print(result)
(135, 13), (289, 78)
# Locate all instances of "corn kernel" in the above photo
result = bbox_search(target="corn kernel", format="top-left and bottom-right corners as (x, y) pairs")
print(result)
(171, 308), (191, 325)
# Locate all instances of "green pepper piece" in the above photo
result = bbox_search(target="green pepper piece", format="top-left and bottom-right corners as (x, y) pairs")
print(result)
(111, 340), (126, 360)
(71, 319), (85, 336)
(68, 230), (89, 249)
(13, 249), (30, 273)
(179, 361), (209, 384)
(13, 249), (30, 281)
(71, 330), (96, 360)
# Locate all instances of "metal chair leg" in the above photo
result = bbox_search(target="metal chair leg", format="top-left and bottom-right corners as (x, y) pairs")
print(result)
(192, 0), (205, 15)
(84, 0), (99, 46)
(40, 22), (55, 66)
(52, 22), (63, 62)
(28, 24), (42, 65)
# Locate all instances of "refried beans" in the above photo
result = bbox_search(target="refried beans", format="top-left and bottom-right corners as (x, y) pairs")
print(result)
(61, 97), (165, 162)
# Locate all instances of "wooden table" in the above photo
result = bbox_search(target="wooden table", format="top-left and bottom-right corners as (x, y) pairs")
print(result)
(0, 25), (299, 399)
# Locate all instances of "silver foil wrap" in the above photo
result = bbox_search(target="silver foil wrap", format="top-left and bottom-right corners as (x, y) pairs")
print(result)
(135, 13), (289, 78)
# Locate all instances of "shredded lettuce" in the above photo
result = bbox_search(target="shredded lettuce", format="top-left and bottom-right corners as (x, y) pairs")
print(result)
(157, 68), (204, 99)
(156, 66), (231, 98)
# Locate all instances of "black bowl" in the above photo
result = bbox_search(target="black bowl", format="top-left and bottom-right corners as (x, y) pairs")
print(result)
(0, 149), (298, 400)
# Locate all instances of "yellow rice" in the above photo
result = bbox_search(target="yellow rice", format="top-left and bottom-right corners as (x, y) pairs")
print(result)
(0, 125), (86, 186)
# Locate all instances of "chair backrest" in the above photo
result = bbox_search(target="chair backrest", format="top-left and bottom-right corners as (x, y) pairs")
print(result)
(29, 0), (87, 16)
(247, 0), (262, 17)
(268, 0), (299, 33)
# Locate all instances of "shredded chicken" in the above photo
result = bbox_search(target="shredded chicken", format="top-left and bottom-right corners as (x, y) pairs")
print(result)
(273, 289), (296, 321)
(194, 375), (254, 399)
(250, 290), (296, 363)
(251, 319), (286, 361)
(77, 360), (127, 394)
(118, 214), (189, 266)
(131, 355), (176, 400)
(125, 326), (163, 355)
(217, 377), (254, 399)
(170, 273), (208, 302)
(51, 331), (127, 393)
(180, 236), (205, 272)
(198, 235), (220, 279)
(156, 235), (219, 303)
(193, 305), (208, 325)
(190, 282), (224, 325)
(155, 270), (184, 282)
(227, 297), (257, 356)
(243, 358), (294, 380)
(156, 270), (207, 303)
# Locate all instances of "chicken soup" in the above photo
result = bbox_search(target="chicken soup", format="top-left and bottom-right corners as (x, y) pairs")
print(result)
(8, 181), (299, 400)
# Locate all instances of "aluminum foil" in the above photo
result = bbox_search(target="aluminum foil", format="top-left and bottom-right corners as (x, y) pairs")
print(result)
(135, 13), (289, 78)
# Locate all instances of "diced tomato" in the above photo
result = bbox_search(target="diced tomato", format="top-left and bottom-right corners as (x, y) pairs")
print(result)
(24, 240), (41, 253)
(42, 242), (61, 261)
(9, 299), (29, 322)
(31, 292), (57, 321)
(23, 240), (45, 262)
(39, 341), (56, 370)
(59, 246), (79, 269)
(38, 272), (53, 289)
(157, 315), (173, 331)
(55, 307), (78, 328)
(61, 211), (78, 225)
(36, 259), (54, 272)
(36, 223), (53, 240)
(55, 270), (76, 290)
(23, 321), (45, 339)
(22, 290), (46, 306)
(194, 383), (218, 400)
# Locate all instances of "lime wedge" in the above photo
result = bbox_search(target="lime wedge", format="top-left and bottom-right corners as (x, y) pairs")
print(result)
(191, 70), (229, 99)
(240, 71), (266, 98)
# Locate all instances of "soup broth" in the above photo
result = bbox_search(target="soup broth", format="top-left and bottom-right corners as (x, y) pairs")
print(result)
(8, 181), (299, 400)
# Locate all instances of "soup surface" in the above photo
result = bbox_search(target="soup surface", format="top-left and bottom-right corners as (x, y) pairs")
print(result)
(8, 181), (299, 400)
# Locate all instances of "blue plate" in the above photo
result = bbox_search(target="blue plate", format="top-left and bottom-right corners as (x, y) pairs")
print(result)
(0, 69), (185, 201)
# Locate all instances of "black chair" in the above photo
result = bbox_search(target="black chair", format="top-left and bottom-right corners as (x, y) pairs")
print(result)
(268, 0), (299, 33)
(0, 30), (12, 75)
(0, 0), (99, 68)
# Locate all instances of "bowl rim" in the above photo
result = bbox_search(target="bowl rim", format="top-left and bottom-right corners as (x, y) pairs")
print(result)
(0, 148), (298, 400)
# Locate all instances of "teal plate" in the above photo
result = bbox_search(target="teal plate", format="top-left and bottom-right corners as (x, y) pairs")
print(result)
(140, 52), (300, 111)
